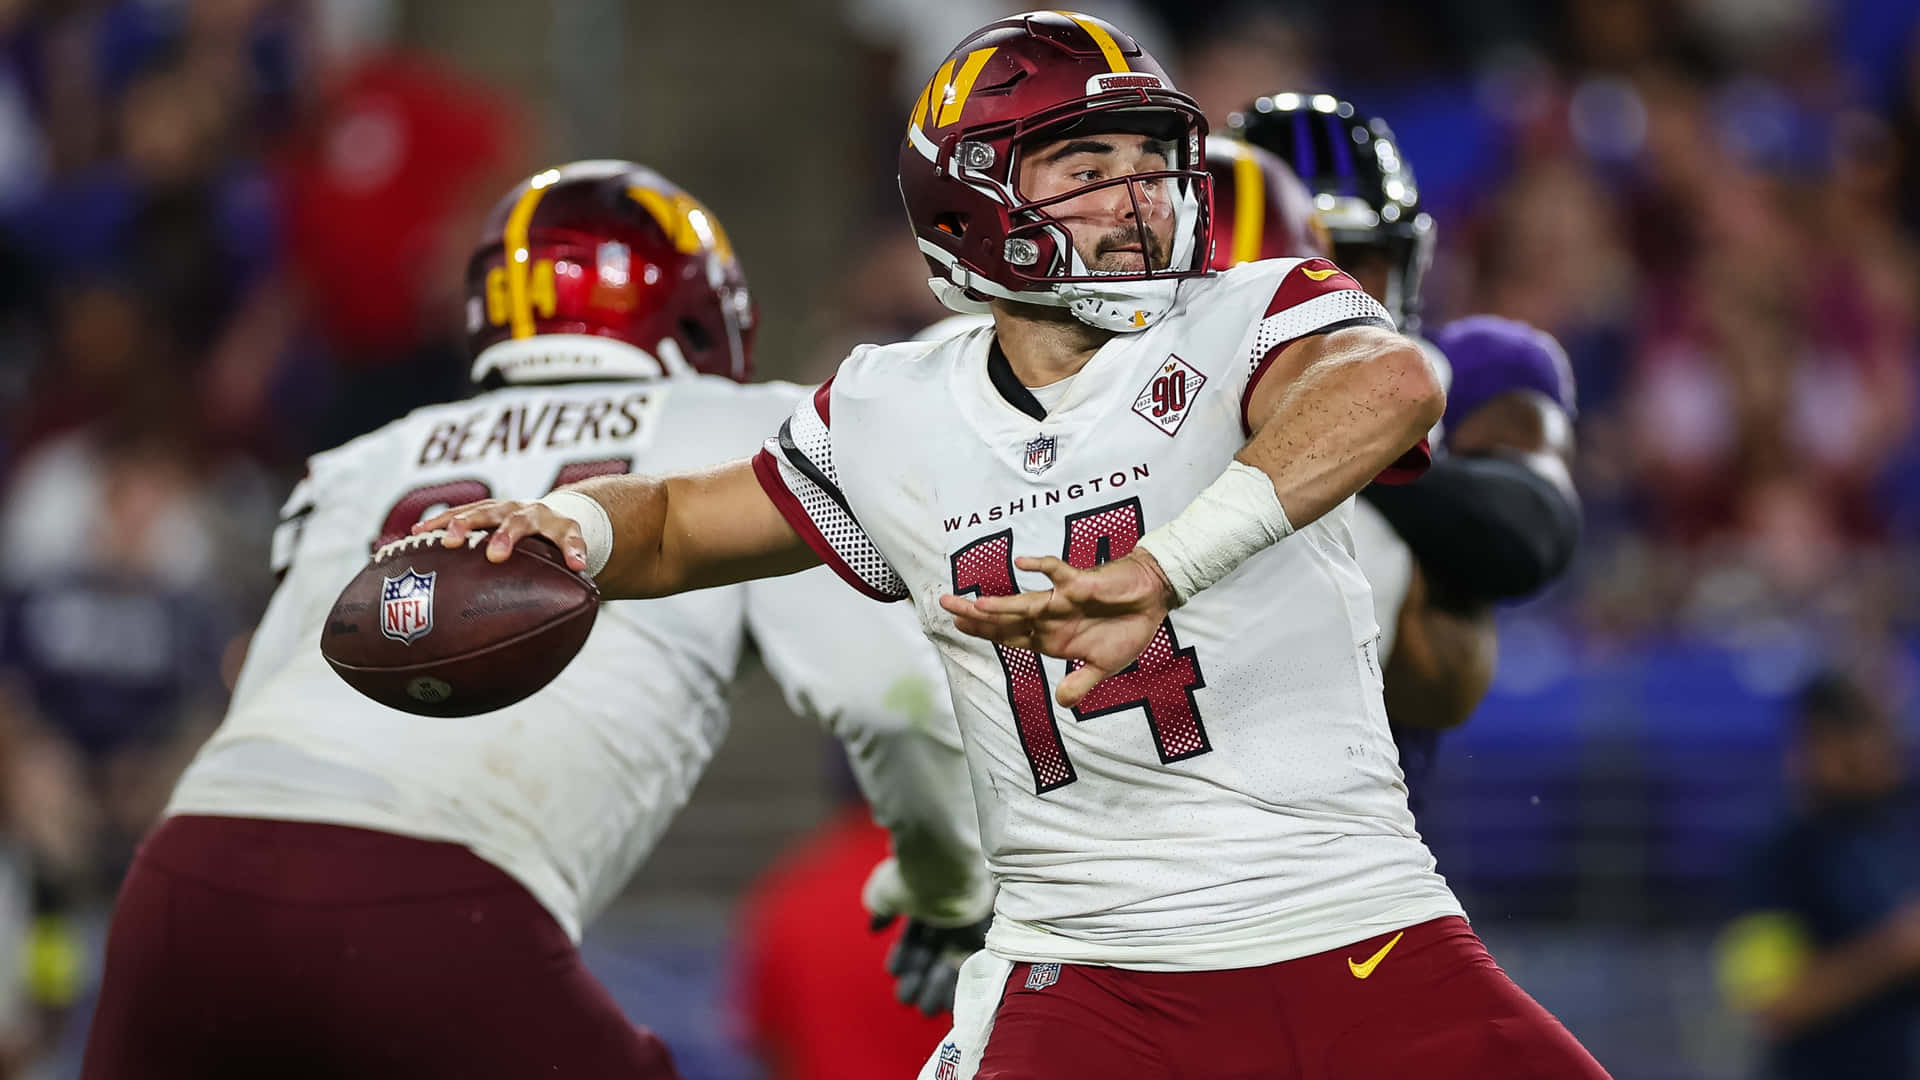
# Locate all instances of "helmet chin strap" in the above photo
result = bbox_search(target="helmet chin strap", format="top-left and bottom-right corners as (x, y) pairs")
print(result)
(926, 276), (994, 316)
(1057, 278), (1179, 332)
(928, 270), (1179, 334)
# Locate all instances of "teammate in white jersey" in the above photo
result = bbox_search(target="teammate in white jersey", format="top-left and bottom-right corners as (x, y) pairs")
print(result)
(423, 13), (1611, 1078)
(79, 161), (985, 1080)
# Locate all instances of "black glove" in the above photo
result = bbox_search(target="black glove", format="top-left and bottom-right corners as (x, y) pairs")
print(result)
(871, 912), (991, 1016)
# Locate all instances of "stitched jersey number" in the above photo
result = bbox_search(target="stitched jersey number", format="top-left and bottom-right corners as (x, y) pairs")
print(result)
(373, 458), (633, 550)
(949, 497), (1208, 795)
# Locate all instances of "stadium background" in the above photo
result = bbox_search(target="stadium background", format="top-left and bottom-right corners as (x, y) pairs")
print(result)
(0, 0), (1917, 1076)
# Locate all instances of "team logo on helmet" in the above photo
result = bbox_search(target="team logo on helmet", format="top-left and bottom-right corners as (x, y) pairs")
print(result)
(596, 241), (631, 287)
(1023, 435), (1057, 476)
(380, 568), (436, 645)
(1024, 962), (1061, 990)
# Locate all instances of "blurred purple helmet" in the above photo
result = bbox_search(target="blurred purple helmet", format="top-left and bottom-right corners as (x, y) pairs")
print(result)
(1431, 315), (1577, 435)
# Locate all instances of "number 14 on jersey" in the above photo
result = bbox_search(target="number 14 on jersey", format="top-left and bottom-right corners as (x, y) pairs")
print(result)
(949, 497), (1209, 794)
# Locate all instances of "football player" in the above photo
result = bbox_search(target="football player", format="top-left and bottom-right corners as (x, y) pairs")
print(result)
(424, 13), (1610, 1078)
(876, 129), (1584, 1018)
(1223, 97), (1581, 780)
(79, 161), (987, 1080)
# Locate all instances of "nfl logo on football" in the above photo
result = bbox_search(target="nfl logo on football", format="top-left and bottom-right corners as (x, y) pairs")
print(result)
(380, 568), (437, 645)
(934, 1041), (963, 1080)
(1023, 435), (1056, 476)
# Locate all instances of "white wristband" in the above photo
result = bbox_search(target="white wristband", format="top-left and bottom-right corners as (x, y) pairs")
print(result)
(1135, 461), (1294, 606)
(535, 490), (613, 579)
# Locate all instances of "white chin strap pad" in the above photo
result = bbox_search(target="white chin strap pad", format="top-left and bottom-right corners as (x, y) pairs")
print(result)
(1058, 278), (1181, 333)
(926, 268), (1181, 334)
(927, 276), (994, 316)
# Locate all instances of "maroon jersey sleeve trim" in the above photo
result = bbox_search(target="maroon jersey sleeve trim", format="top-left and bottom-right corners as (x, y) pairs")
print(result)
(752, 448), (906, 603)
(1372, 437), (1432, 485)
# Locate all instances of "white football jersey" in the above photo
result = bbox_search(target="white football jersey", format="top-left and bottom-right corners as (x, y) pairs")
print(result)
(758, 259), (1464, 970)
(169, 376), (965, 943)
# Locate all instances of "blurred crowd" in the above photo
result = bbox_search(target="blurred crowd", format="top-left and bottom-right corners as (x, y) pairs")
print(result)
(0, 0), (1913, 1076)
(0, 0), (536, 840)
(0, 0), (536, 1065)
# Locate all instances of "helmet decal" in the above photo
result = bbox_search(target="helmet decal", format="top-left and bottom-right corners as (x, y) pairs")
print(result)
(466, 160), (756, 385)
(502, 168), (561, 339)
(628, 184), (735, 263)
(910, 47), (998, 138)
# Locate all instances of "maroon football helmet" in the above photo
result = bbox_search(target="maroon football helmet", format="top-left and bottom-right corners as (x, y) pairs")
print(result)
(898, 11), (1211, 333)
(466, 160), (755, 385)
(1204, 135), (1329, 268)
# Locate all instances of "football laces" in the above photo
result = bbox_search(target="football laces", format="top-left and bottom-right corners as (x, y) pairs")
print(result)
(372, 529), (488, 563)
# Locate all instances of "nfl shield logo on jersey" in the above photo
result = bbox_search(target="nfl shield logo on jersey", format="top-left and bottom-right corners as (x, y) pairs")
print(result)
(1023, 435), (1056, 475)
(380, 568), (436, 645)
(1024, 962), (1061, 990)
(934, 1040), (963, 1080)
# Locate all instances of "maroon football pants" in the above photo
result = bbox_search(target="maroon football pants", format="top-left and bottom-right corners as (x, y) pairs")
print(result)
(978, 916), (1611, 1080)
(81, 815), (682, 1080)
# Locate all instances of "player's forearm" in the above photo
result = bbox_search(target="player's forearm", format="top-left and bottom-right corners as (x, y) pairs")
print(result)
(1384, 603), (1498, 730)
(1240, 334), (1444, 529)
(567, 469), (814, 598)
(561, 474), (677, 599)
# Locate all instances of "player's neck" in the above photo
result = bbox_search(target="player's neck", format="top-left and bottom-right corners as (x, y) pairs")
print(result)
(989, 303), (1113, 387)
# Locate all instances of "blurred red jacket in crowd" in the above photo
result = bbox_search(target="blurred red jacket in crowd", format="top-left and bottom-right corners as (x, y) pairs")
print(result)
(276, 55), (524, 359)
(735, 808), (953, 1080)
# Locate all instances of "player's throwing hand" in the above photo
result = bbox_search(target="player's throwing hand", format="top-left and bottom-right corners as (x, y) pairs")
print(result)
(939, 551), (1176, 707)
(415, 500), (591, 573)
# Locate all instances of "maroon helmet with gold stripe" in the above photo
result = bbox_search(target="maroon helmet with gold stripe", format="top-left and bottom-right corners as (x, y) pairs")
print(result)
(1204, 135), (1328, 268)
(898, 11), (1211, 334)
(465, 160), (755, 386)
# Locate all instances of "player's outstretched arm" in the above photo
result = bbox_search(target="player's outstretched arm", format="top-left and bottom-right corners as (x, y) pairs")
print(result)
(943, 326), (1441, 707)
(414, 457), (821, 599)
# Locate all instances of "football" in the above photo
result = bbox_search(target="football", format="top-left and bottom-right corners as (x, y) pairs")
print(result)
(321, 530), (599, 717)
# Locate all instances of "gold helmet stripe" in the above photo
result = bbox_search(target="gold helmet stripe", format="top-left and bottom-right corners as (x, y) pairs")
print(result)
(1228, 141), (1264, 265)
(503, 170), (559, 338)
(1060, 12), (1129, 73)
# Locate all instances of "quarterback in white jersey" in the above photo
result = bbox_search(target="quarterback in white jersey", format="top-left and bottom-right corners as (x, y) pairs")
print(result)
(766, 263), (1458, 967)
(425, 14), (1611, 1079)
(80, 162), (983, 1080)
